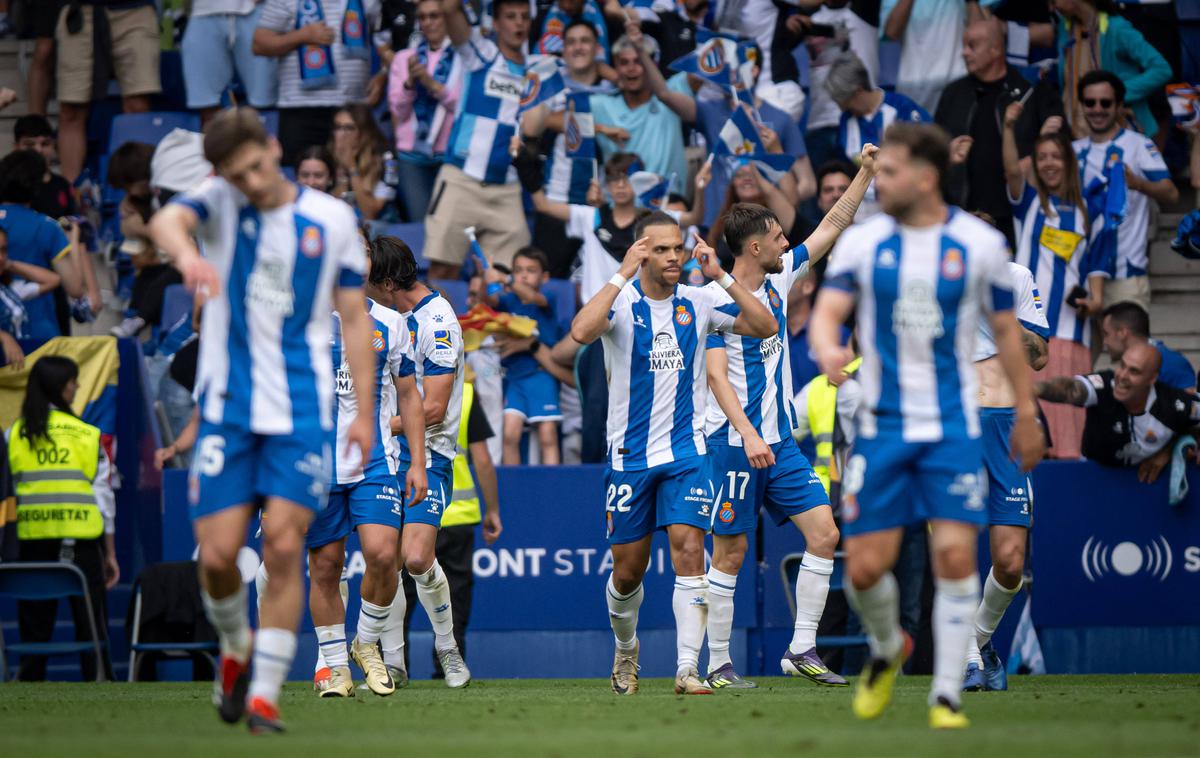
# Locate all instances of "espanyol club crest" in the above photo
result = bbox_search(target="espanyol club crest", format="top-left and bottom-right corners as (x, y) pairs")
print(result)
(718, 501), (735, 523)
(301, 226), (324, 257)
(344, 10), (362, 38)
(674, 304), (692, 326)
(699, 40), (725, 75)
(520, 73), (540, 109)
(305, 46), (327, 70)
(768, 287), (781, 309)
(565, 103), (582, 152)
(371, 329), (385, 352)
(941, 248), (964, 280)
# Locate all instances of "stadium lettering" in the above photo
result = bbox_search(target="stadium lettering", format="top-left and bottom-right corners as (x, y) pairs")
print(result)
(1186, 546), (1200, 572)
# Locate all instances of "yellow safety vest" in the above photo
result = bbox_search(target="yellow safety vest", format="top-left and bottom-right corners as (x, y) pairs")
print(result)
(803, 357), (862, 495)
(441, 383), (482, 528)
(8, 409), (103, 540)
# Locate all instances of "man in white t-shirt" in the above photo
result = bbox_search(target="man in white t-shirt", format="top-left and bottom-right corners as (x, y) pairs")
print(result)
(880, 0), (968, 113)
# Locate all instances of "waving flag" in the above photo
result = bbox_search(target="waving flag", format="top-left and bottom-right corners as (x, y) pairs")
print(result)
(713, 106), (797, 183)
(669, 35), (741, 87)
(563, 92), (596, 160)
(519, 56), (566, 114)
(630, 170), (671, 210)
(621, 0), (669, 21)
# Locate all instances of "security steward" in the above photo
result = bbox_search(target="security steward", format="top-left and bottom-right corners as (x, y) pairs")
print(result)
(7, 356), (117, 681)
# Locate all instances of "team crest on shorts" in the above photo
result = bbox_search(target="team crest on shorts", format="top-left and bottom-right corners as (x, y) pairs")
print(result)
(674, 304), (692, 326)
(941, 248), (964, 280)
(606, 511), (614, 536)
(372, 330), (385, 352)
(718, 501), (735, 523)
(300, 226), (324, 258)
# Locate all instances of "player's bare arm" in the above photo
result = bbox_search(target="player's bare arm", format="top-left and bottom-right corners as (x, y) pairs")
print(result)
(421, 373), (455, 426)
(393, 374), (428, 505)
(334, 287), (378, 464)
(149, 203), (220, 298)
(809, 287), (857, 385)
(571, 237), (649, 344)
(706, 346), (775, 469)
(1035, 376), (1091, 406)
(990, 310), (1046, 471)
(802, 144), (879, 263)
(1022, 329), (1049, 370)
(693, 232), (774, 338)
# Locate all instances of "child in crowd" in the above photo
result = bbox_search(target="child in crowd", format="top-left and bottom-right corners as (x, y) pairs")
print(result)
(484, 246), (563, 466)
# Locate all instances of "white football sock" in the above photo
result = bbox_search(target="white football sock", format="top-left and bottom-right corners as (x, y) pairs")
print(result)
(931, 574), (981, 708)
(202, 584), (251, 661)
(673, 575), (708, 674)
(413, 561), (456, 651)
(357, 598), (391, 645)
(605, 576), (642, 652)
(254, 562), (267, 620)
(975, 568), (1022, 649)
(248, 628), (297, 705)
(791, 552), (833, 655)
(843, 572), (902, 661)
(380, 572), (407, 668)
(705, 568), (737, 673)
(966, 634), (983, 668)
(316, 624), (348, 669)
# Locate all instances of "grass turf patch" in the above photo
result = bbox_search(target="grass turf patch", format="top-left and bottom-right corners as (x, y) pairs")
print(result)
(1, 675), (1197, 757)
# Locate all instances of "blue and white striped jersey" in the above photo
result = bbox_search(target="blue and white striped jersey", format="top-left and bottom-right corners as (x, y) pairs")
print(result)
(173, 179), (365, 434)
(1009, 183), (1101, 347)
(331, 299), (410, 484)
(398, 292), (464, 463)
(602, 281), (738, 471)
(704, 246), (812, 446)
(824, 209), (1014, 442)
(839, 91), (929, 164)
(973, 262), (1050, 362)
(543, 81), (613, 204)
(445, 29), (526, 184)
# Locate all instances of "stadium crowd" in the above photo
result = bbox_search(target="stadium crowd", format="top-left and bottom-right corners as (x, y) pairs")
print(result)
(1, 0), (1200, 698)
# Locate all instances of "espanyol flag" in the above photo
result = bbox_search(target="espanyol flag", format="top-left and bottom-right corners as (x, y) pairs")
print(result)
(714, 107), (796, 183)
(695, 27), (759, 98)
(519, 56), (566, 114)
(630, 170), (670, 210)
(563, 92), (596, 160)
(1167, 83), (1200, 132)
(621, 0), (670, 21)
(668, 35), (741, 87)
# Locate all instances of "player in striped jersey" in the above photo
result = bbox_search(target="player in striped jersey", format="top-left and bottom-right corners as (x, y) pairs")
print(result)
(369, 235), (473, 688)
(964, 255), (1049, 693)
(304, 237), (429, 699)
(701, 144), (879, 691)
(809, 123), (1044, 729)
(149, 108), (377, 732)
(570, 212), (776, 696)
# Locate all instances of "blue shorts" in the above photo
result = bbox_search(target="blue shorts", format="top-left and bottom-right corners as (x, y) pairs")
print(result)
(188, 421), (331, 519)
(841, 430), (987, 537)
(504, 370), (562, 422)
(708, 438), (830, 535)
(180, 7), (278, 109)
(980, 408), (1033, 528)
(398, 451), (454, 528)
(604, 457), (713, 544)
(305, 472), (405, 549)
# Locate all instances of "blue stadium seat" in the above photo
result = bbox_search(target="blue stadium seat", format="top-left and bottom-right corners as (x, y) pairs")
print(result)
(0, 563), (108, 682)
(108, 112), (202, 154)
(543, 278), (577, 337)
(431, 279), (469, 314)
(126, 562), (218, 682)
(366, 221), (428, 271)
(281, 166), (296, 182)
(257, 109), (280, 137)
(160, 284), (193, 329)
(877, 40), (901, 92)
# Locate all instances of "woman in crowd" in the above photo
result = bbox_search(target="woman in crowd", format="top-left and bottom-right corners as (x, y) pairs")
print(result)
(387, 0), (463, 221)
(327, 105), (395, 221)
(708, 161), (809, 264)
(1003, 100), (1109, 459)
(7, 356), (117, 680)
(294, 146), (338, 193)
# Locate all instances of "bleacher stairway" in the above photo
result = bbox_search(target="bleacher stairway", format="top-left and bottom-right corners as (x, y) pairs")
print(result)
(1150, 211), (1200, 373)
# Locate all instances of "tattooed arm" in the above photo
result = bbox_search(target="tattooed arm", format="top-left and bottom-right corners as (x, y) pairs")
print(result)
(1035, 376), (1090, 406)
(1022, 329), (1048, 370)
(803, 144), (879, 265)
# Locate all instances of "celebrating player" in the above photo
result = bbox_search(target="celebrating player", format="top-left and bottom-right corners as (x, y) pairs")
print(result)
(702, 144), (879, 690)
(809, 123), (1045, 729)
(149, 108), (377, 733)
(304, 235), (429, 699)
(373, 235), (472, 688)
(964, 237), (1050, 692)
(570, 212), (776, 695)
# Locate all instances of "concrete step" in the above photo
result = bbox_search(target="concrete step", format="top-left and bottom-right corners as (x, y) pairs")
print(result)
(1162, 334), (1200, 352)
(1149, 301), (1200, 333)
(1149, 240), (1200, 276)
(1150, 274), (1200, 294)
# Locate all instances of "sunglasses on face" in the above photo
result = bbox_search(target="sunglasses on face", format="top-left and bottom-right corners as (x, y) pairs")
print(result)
(1082, 98), (1114, 109)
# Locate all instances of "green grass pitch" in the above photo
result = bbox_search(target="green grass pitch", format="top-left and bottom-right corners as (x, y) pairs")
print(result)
(2, 675), (1198, 757)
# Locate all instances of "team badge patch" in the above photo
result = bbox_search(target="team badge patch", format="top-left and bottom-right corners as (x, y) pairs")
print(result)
(718, 501), (735, 523)
(674, 304), (692, 326)
(433, 330), (454, 351)
(941, 248), (963, 280)
(301, 226), (324, 258)
(343, 10), (362, 37)
(768, 287), (781, 309)
(698, 40), (725, 75)
(371, 330), (385, 352)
